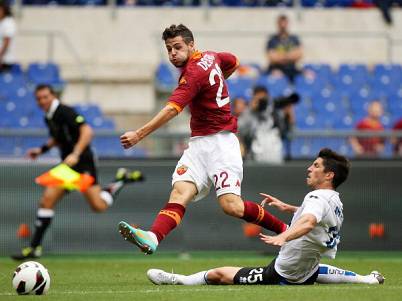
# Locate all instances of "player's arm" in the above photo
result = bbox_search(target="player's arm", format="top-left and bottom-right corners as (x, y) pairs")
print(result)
(260, 213), (317, 247)
(285, 46), (303, 63)
(0, 37), (11, 63)
(64, 124), (93, 167)
(27, 138), (57, 160)
(120, 105), (178, 149)
(259, 193), (299, 214)
(72, 124), (93, 156)
(217, 52), (240, 79)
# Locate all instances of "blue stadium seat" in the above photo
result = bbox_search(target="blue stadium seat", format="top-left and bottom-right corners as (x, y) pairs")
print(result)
(155, 62), (179, 91)
(294, 74), (326, 95)
(296, 113), (328, 129)
(303, 63), (332, 81)
(93, 137), (147, 158)
(291, 138), (315, 158)
(26, 62), (65, 89)
(332, 114), (355, 129)
(388, 94), (402, 116)
(373, 64), (402, 81)
(255, 74), (291, 98)
(301, 0), (319, 7)
(227, 77), (254, 100)
(89, 117), (116, 129)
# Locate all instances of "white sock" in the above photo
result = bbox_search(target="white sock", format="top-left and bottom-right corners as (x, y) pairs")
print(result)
(176, 271), (209, 285)
(147, 231), (159, 246)
(100, 190), (113, 207)
(316, 264), (378, 284)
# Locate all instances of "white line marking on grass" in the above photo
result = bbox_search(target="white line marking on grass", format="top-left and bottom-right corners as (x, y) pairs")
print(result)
(0, 285), (399, 296)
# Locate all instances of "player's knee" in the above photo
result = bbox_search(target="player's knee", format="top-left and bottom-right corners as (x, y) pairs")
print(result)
(206, 269), (225, 284)
(219, 195), (244, 218)
(90, 201), (108, 213)
(207, 269), (233, 285)
(39, 196), (55, 209)
(169, 186), (193, 206)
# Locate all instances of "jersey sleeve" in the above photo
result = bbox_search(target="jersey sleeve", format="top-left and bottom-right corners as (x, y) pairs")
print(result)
(62, 106), (87, 129)
(217, 52), (239, 77)
(292, 35), (301, 47)
(3, 19), (16, 37)
(266, 36), (277, 50)
(167, 70), (200, 112)
(299, 192), (329, 224)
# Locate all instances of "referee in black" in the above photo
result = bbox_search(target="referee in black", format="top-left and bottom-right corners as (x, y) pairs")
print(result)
(12, 84), (143, 260)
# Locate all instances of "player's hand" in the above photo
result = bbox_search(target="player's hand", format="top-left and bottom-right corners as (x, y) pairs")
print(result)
(64, 153), (79, 167)
(260, 193), (288, 212)
(27, 148), (42, 160)
(120, 131), (141, 149)
(259, 233), (286, 247)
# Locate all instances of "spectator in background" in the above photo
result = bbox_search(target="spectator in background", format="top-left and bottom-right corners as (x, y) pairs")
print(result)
(391, 118), (402, 157)
(266, 15), (302, 82)
(232, 96), (248, 118)
(349, 101), (385, 157)
(373, 0), (394, 25)
(238, 86), (298, 163)
(0, 1), (16, 72)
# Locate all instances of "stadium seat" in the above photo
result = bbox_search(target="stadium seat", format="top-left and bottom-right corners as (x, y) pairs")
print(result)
(227, 77), (254, 100)
(255, 74), (292, 98)
(294, 74), (326, 95)
(155, 62), (179, 92)
(303, 63), (332, 81)
(26, 62), (65, 89)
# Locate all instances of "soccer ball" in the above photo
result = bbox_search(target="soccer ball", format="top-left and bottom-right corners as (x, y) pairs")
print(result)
(12, 261), (50, 295)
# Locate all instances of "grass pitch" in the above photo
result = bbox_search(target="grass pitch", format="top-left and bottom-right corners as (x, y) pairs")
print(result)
(0, 251), (401, 301)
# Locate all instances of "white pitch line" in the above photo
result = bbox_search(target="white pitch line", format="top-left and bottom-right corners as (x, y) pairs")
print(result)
(0, 285), (398, 296)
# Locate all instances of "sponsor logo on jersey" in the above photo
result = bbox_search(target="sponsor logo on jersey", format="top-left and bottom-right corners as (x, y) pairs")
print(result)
(179, 76), (187, 85)
(177, 165), (188, 175)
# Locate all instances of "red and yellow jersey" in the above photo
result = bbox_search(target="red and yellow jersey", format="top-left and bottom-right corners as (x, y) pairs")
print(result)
(356, 118), (384, 153)
(168, 51), (239, 137)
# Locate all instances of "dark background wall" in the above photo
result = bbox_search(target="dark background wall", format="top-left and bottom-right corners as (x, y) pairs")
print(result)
(1, 160), (401, 255)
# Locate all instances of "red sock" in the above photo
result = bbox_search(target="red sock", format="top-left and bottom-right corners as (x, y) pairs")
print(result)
(150, 203), (186, 243)
(243, 201), (287, 234)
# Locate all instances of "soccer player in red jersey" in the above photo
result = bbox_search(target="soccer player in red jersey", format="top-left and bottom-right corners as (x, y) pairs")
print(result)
(118, 24), (287, 254)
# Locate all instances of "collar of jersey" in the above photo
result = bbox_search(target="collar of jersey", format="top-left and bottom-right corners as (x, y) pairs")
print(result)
(46, 99), (60, 119)
(190, 50), (202, 61)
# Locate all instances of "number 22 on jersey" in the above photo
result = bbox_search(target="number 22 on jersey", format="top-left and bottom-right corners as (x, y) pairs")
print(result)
(209, 63), (230, 108)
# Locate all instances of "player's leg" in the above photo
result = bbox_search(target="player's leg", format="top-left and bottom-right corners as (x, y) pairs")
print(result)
(84, 168), (144, 212)
(119, 181), (197, 254)
(147, 267), (241, 285)
(12, 186), (65, 260)
(211, 132), (287, 234)
(83, 184), (110, 212)
(316, 264), (385, 285)
(119, 138), (205, 254)
(103, 168), (145, 198)
(218, 193), (287, 234)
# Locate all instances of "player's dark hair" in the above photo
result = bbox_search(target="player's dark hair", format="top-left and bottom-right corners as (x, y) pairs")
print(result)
(318, 148), (350, 189)
(35, 84), (56, 96)
(162, 24), (194, 44)
(0, 2), (12, 17)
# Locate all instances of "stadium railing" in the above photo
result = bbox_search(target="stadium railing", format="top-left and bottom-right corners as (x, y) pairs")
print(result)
(1, 128), (402, 159)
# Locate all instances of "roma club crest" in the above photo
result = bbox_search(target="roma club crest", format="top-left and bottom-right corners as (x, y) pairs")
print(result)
(177, 165), (188, 175)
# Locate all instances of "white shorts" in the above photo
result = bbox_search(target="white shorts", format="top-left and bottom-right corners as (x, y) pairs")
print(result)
(172, 131), (243, 202)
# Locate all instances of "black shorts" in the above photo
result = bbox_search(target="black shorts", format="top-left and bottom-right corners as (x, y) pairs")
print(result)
(71, 156), (98, 185)
(233, 258), (319, 285)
